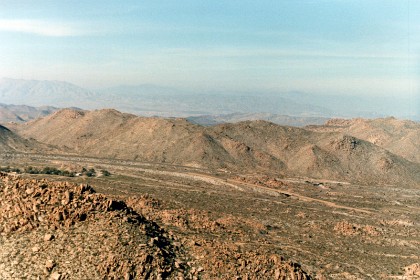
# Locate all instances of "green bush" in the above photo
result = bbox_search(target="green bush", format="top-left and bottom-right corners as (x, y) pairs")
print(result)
(3, 165), (102, 178)
(101, 170), (111, 176)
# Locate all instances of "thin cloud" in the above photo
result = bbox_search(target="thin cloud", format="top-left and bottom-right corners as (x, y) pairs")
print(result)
(157, 47), (416, 61)
(0, 19), (86, 37)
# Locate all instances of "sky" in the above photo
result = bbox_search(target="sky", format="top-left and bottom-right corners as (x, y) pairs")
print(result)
(0, 0), (419, 97)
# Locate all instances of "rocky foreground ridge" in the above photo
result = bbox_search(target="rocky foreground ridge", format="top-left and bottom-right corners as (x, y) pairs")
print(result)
(0, 173), (184, 279)
(0, 173), (312, 279)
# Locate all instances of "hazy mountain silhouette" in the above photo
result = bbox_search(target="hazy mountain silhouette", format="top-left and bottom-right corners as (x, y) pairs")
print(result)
(4, 78), (417, 120)
(0, 103), (58, 123)
(187, 112), (330, 127)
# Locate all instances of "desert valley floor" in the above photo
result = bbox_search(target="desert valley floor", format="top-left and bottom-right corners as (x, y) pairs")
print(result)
(1, 152), (419, 279)
(0, 109), (419, 279)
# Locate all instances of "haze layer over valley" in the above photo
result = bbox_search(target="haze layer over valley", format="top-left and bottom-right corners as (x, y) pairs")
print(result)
(1, 78), (418, 121)
(1, 1), (420, 279)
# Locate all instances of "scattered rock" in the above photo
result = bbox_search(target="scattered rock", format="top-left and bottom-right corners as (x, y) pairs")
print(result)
(404, 263), (420, 277)
(0, 174), (189, 279)
(50, 272), (62, 280)
(45, 259), (55, 271)
(31, 245), (40, 252)
(334, 221), (381, 237)
(44, 234), (55, 241)
(0, 173), (315, 279)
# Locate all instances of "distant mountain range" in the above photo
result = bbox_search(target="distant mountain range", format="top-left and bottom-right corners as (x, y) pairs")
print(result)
(187, 112), (330, 127)
(1, 78), (418, 120)
(0, 103), (58, 123)
(0, 78), (96, 108)
(0, 78), (332, 117)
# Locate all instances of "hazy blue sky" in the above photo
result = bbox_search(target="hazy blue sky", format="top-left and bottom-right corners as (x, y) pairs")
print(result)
(0, 1), (419, 97)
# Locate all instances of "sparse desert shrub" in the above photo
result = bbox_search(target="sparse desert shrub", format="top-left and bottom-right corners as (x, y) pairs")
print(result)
(101, 169), (111, 176)
(0, 166), (21, 173)
(42, 166), (61, 175)
(9, 165), (99, 178)
(61, 170), (76, 177)
(25, 166), (39, 174)
(21, 166), (76, 177)
(83, 168), (96, 177)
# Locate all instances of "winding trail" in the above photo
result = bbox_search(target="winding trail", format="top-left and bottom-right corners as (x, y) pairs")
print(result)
(226, 178), (374, 214)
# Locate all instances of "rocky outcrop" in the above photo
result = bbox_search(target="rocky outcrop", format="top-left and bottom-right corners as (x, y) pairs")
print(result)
(0, 173), (187, 279)
(0, 173), (314, 279)
(404, 263), (420, 277)
(307, 117), (420, 163)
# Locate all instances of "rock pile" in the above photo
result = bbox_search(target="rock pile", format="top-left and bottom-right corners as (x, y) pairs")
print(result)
(126, 195), (314, 279)
(0, 173), (314, 279)
(404, 263), (420, 277)
(0, 173), (188, 279)
(333, 221), (381, 237)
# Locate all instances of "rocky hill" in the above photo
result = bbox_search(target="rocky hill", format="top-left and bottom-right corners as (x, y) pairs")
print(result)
(9, 109), (235, 169)
(0, 124), (45, 153)
(212, 120), (420, 186)
(306, 117), (420, 163)
(0, 173), (312, 279)
(10, 109), (420, 186)
(0, 173), (186, 279)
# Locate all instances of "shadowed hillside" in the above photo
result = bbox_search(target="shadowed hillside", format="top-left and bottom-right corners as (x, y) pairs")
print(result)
(211, 120), (420, 186)
(307, 117), (420, 163)
(0, 125), (45, 153)
(9, 109), (420, 186)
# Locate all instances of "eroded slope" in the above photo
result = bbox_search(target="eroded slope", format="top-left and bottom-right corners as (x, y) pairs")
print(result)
(0, 173), (313, 279)
(10, 109), (420, 185)
(307, 117), (420, 163)
(0, 124), (46, 153)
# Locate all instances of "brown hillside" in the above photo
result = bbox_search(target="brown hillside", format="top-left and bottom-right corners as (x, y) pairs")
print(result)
(0, 173), (186, 279)
(307, 117), (420, 163)
(0, 173), (313, 279)
(10, 109), (420, 185)
(0, 124), (44, 153)
(0, 108), (24, 123)
(12, 109), (281, 171)
(210, 120), (420, 186)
